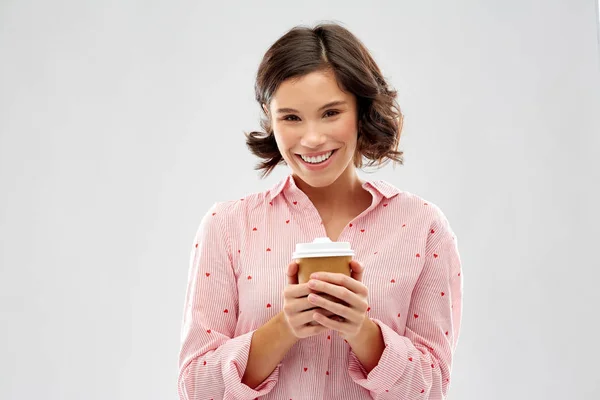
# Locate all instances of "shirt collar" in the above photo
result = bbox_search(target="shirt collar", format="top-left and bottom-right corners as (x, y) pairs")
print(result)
(268, 173), (401, 201)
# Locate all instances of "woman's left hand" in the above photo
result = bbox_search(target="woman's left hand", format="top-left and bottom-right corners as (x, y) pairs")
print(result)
(307, 260), (369, 341)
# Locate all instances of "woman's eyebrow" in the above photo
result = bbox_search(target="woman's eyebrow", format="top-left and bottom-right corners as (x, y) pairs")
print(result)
(275, 100), (347, 114)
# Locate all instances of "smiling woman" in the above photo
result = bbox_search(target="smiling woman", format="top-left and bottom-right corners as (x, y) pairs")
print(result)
(178, 21), (462, 400)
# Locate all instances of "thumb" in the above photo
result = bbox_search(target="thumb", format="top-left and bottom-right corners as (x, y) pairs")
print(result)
(350, 260), (365, 282)
(286, 261), (299, 285)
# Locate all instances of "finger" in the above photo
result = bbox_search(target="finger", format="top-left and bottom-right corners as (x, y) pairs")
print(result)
(309, 274), (368, 298)
(293, 308), (329, 326)
(298, 322), (329, 336)
(308, 279), (357, 307)
(308, 293), (353, 320)
(284, 295), (317, 313)
(311, 307), (343, 322)
(284, 282), (314, 299)
(312, 311), (348, 332)
(350, 260), (365, 283)
(286, 261), (299, 285)
(315, 307), (338, 319)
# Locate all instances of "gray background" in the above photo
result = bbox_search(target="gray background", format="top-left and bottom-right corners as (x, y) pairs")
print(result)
(1, 1), (599, 399)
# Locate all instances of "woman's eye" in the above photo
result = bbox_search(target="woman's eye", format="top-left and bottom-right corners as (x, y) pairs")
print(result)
(324, 110), (340, 118)
(283, 115), (300, 121)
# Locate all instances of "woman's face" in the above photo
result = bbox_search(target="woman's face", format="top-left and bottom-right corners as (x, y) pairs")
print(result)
(266, 70), (359, 188)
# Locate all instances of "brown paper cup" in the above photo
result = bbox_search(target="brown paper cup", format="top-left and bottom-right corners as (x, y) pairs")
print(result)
(298, 255), (352, 324)
(297, 255), (352, 284)
(293, 237), (355, 326)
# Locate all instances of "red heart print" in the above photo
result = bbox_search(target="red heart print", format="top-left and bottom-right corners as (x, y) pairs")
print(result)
(344, 339), (348, 344)
(252, 227), (257, 231)
(367, 307), (371, 311)
(203, 360), (207, 365)
(240, 198), (244, 201)
(293, 201), (298, 205)
(360, 229), (365, 233)
(408, 357), (413, 361)
(303, 367), (308, 372)
(269, 201), (273, 206)
(205, 273), (210, 277)
(424, 203), (428, 206)
(266, 303), (271, 308)
(326, 371), (329, 375)
(421, 389), (425, 393)
(374, 251), (378, 254)
(445, 331), (448, 336)
(286, 220), (290, 224)
(431, 364), (434, 368)
(224, 309), (229, 313)
(441, 292), (445, 296)
(327, 335), (331, 340)
(402, 224), (406, 227)
(349, 223), (353, 227)
(458, 272), (461, 276)
(212, 212), (216, 216)
(247, 275), (252, 280)
(430, 229), (435, 234)
(414, 314), (419, 318)
(206, 329), (211, 333)
(238, 250), (241, 253)
(266, 248), (271, 252)
(416, 253), (421, 258)
(433, 254), (438, 258)
(383, 203), (388, 207)
(397, 313), (401, 317)
(195, 243), (198, 248)
(391, 279), (396, 283)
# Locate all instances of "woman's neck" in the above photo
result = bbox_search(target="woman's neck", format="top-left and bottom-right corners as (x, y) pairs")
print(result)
(292, 167), (370, 216)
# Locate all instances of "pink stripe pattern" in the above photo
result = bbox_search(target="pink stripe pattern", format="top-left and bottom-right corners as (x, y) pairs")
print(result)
(178, 173), (463, 399)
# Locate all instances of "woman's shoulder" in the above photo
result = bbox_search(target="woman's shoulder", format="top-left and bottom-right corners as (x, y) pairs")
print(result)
(202, 186), (274, 220)
(375, 179), (457, 239)
(375, 179), (446, 216)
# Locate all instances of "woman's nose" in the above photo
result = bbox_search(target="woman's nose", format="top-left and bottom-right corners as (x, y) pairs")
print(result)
(299, 127), (327, 148)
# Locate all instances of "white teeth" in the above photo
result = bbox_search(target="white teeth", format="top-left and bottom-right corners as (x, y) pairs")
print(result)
(300, 151), (333, 164)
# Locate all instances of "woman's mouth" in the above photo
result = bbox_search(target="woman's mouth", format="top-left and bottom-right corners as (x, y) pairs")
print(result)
(295, 149), (338, 170)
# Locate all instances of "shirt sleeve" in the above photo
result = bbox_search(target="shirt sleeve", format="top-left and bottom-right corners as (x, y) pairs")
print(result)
(348, 216), (463, 399)
(177, 203), (281, 400)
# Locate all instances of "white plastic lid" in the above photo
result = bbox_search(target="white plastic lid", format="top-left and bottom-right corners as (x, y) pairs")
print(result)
(292, 237), (355, 259)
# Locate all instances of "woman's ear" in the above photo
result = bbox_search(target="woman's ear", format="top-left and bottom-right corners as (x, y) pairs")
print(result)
(262, 103), (269, 115)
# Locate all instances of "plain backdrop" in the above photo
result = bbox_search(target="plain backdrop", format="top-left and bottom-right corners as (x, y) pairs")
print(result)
(1, 1), (599, 399)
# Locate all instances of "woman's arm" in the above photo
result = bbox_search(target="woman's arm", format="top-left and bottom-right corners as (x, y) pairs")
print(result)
(344, 318), (385, 373)
(243, 261), (331, 388)
(347, 233), (463, 399)
(241, 312), (297, 388)
(178, 203), (284, 400)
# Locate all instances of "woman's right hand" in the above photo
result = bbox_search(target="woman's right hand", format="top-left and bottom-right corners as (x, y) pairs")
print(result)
(281, 261), (331, 339)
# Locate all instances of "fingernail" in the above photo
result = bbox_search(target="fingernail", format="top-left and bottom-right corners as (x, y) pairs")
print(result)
(310, 273), (319, 279)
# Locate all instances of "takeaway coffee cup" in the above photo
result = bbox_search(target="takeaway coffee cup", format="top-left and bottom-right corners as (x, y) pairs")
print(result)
(292, 237), (354, 284)
(292, 237), (355, 324)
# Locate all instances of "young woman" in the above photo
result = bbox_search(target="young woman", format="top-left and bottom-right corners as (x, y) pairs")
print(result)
(178, 22), (463, 400)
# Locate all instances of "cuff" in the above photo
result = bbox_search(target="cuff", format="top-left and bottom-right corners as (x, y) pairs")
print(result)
(348, 319), (408, 393)
(222, 330), (281, 399)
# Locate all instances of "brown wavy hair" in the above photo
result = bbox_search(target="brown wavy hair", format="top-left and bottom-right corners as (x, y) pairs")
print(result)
(245, 22), (404, 178)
